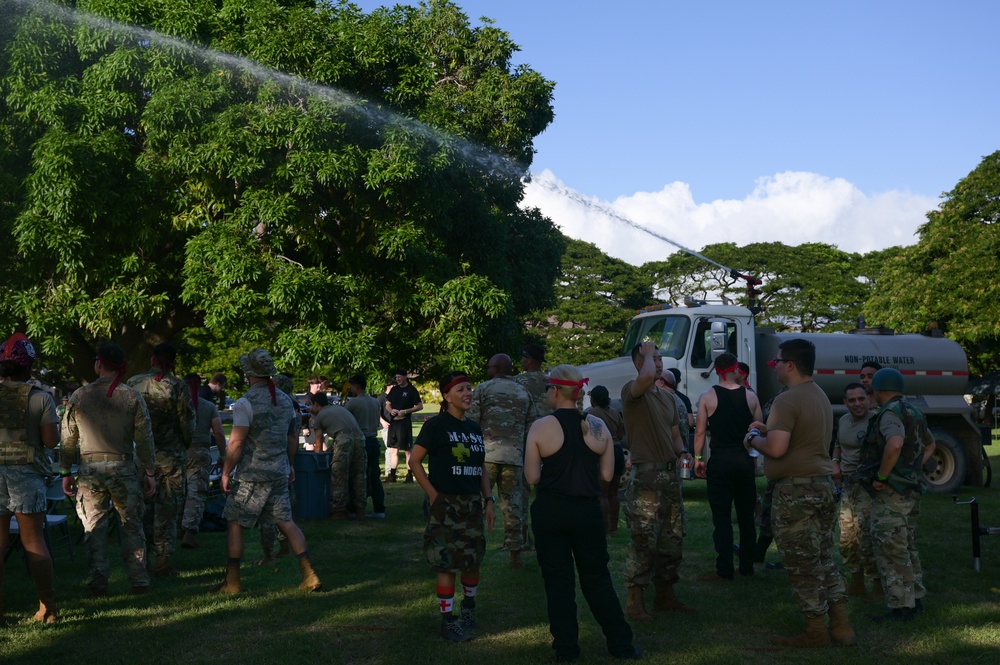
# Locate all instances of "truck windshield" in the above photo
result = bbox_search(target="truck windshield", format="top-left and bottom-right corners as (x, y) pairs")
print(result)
(620, 315), (691, 359)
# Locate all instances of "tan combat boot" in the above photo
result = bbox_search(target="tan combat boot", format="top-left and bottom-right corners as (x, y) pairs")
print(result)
(653, 584), (697, 613)
(847, 572), (866, 597)
(625, 586), (653, 622)
(827, 602), (857, 646)
(212, 559), (243, 594)
(865, 577), (885, 603)
(298, 553), (322, 592)
(510, 551), (523, 569)
(181, 529), (199, 549)
(772, 615), (831, 648)
(152, 555), (178, 576)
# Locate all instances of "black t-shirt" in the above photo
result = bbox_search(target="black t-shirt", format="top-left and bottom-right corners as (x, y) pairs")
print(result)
(387, 384), (421, 418)
(414, 412), (485, 495)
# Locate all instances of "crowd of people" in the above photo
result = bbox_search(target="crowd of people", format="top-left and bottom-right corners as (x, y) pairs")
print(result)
(0, 331), (935, 660)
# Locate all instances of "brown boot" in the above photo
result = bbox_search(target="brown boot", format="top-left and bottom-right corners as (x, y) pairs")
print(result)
(847, 572), (866, 597)
(625, 586), (653, 622)
(212, 559), (242, 594)
(152, 555), (178, 576)
(865, 577), (885, 603)
(771, 615), (831, 648)
(29, 560), (58, 624)
(510, 551), (523, 569)
(181, 529), (199, 549)
(277, 537), (291, 558)
(827, 602), (857, 646)
(653, 584), (697, 613)
(297, 553), (322, 592)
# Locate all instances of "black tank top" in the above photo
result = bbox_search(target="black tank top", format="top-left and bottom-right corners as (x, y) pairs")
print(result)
(538, 409), (601, 498)
(707, 385), (753, 449)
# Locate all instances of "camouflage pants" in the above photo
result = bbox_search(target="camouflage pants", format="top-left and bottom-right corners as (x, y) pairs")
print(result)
(144, 450), (186, 558)
(624, 467), (685, 588)
(330, 434), (367, 515)
(424, 492), (486, 573)
(181, 447), (212, 532)
(485, 461), (528, 552)
(75, 461), (149, 591)
(871, 488), (924, 609)
(772, 476), (846, 617)
(838, 476), (878, 577)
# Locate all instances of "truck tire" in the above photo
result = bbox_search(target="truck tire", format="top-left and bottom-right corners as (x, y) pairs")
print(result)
(924, 430), (967, 494)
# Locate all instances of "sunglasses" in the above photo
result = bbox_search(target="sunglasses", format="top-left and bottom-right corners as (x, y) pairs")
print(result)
(767, 357), (791, 369)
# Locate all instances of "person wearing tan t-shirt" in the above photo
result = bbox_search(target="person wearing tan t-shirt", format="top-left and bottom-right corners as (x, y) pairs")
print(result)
(620, 341), (694, 622)
(745, 338), (854, 649)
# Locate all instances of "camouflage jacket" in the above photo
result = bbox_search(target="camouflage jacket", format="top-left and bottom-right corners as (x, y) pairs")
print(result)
(514, 370), (552, 426)
(127, 370), (195, 456)
(859, 395), (928, 495)
(61, 378), (155, 468)
(234, 382), (297, 481)
(468, 376), (535, 466)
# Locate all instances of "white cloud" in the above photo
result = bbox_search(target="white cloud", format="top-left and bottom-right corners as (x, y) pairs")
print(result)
(522, 169), (938, 266)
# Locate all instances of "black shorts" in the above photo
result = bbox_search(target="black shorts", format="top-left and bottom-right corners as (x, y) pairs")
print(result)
(387, 419), (413, 451)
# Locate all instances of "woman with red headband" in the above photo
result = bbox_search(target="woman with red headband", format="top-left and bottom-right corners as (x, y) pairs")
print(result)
(409, 371), (495, 643)
(524, 364), (640, 662)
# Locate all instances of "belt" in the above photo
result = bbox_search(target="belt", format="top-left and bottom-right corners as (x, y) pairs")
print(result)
(776, 475), (832, 485)
(634, 461), (676, 472)
(81, 452), (132, 462)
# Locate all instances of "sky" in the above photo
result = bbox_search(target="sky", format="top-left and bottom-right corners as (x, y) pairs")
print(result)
(362, 1), (999, 265)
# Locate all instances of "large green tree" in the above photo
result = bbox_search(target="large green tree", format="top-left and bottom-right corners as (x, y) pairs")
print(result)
(865, 150), (1000, 374)
(0, 0), (563, 385)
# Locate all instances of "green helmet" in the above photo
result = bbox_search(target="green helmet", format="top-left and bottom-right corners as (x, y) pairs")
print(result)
(871, 367), (904, 393)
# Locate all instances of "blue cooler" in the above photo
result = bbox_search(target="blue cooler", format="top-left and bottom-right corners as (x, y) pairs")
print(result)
(292, 452), (332, 519)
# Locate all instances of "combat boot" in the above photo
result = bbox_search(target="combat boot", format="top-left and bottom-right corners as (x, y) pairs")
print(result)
(827, 602), (857, 645)
(181, 529), (199, 549)
(653, 584), (697, 613)
(212, 559), (242, 594)
(277, 537), (291, 558)
(865, 577), (885, 603)
(298, 553), (322, 592)
(625, 586), (653, 622)
(404, 470), (414, 484)
(510, 551), (523, 569)
(152, 555), (178, 576)
(385, 469), (397, 483)
(847, 572), (866, 597)
(772, 615), (831, 648)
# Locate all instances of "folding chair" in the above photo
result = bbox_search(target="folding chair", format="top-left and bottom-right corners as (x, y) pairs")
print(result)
(45, 482), (75, 561)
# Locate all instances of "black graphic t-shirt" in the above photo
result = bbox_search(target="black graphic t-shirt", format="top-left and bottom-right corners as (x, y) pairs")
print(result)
(414, 412), (486, 495)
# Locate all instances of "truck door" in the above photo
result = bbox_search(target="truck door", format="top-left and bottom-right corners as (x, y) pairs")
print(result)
(690, 317), (740, 371)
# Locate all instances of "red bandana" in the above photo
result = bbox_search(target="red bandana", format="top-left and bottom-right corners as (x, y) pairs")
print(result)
(548, 377), (590, 400)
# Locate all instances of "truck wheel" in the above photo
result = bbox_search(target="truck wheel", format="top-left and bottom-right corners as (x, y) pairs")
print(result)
(982, 444), (993, 489)
(924, 430), (967, 494)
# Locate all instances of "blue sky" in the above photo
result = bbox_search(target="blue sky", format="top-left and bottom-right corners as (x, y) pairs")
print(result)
(356, 1), (1000, 264)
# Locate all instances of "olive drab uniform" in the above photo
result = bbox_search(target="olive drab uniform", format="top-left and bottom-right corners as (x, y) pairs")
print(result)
(127, 370), (195, 563)
(467, 376), (535, 553)
(62, 378), (156, 592)
(860, 395), (929, 610)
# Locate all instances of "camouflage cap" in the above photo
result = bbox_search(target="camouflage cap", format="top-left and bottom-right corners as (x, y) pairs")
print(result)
(239, 348), (277, 378)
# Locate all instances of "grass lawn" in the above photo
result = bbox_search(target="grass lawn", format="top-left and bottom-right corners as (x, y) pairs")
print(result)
(2, 454), (999, 665)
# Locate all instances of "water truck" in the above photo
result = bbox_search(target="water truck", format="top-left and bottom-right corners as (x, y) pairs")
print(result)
(577, 301), (989, 494)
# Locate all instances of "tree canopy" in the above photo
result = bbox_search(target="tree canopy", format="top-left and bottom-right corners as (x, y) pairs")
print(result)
(0, 0), (563, 386)
(865, 150), (1000, 375)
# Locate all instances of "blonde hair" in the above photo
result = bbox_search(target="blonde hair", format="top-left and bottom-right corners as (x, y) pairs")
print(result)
(548, 364), (586, 408)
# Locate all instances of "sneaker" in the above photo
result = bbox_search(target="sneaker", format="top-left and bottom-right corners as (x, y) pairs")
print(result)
(459, 606), (476, 630)
(368, 512), (386, 519)
(441, 618), (473, 643)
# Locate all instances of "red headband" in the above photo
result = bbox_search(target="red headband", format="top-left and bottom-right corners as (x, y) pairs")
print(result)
(185, 378), (200, 408)
(266, 378), (277, 405)
(715, 361), (739, 377)
(99, 355), (128, 398)
(548, 377), (589, 400)
(152, 357), (177, 382)
(442, 375), (470, 394)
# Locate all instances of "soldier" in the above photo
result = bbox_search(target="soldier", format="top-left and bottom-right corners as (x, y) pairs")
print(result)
(467, 353), (534, 567)
(0, 333), (60, 622)
(127, 343), (195, 575)
(258, 373), (296, 566)
(621, 341), (695, 621)
(309, 391), (366, 520)
(514, 342), (551, 548)
(214, 348), (321, 593)
(386, 370), (423, 483)
(863, 368), (936, 622)
(180, 372), (226, 549)
(62, 342), (157, 596)
(831, 382), (880, 598)
(345, 374), (385, 518)
(693, 352), (762, 581)
(858, 361), (882, 411)
(585, 385), (626, 534)
(746, 339), (855, 647)
(657, 370), (691, 452)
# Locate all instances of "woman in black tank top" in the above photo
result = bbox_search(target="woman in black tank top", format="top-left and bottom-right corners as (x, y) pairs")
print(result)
(524, 365), (640, 662)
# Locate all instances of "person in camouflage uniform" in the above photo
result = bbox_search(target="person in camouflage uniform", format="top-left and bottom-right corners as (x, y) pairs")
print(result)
(467, 353), (534, 568)
(832, 382), (880, 598)
(514, 342), (552, 549)
(309, 392), (367, 520)
(258, 373), (296, 566)
(214, 348), (320, 593)
(180, 372), (226, 549)
(0, 333), (61, 622)
(621, 341), (695, 621)
(863, 368), (936, 622)
(62, 342), (157, 596)
(746, 339), (854, 648)
(127, 343), (195, 575)
(345, 374), (386, 518)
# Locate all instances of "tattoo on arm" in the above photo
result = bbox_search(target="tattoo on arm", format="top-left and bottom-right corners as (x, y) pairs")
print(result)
(587, 415), (605, 439)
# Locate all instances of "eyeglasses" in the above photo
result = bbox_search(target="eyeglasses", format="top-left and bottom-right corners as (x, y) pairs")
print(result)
(545, 384), (557, 391)
(767, 357), (791, 369)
